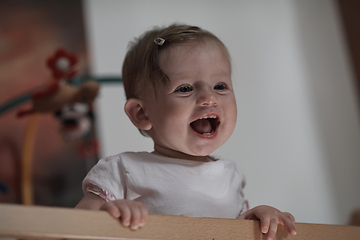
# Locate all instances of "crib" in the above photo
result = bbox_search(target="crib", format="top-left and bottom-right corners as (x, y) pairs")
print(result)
(0, 204), (359, 240)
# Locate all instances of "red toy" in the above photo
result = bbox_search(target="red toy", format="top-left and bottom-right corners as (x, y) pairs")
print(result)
(17, 49), (99, 117)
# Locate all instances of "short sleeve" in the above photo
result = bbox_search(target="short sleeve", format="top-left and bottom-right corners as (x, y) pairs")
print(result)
(235, 165), (248, 216)
(82, 154), (125, 201)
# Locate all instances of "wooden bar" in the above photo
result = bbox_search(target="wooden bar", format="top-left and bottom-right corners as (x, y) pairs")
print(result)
(0, 204), (360, 240)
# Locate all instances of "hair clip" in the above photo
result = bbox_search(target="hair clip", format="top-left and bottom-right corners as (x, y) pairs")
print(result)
(154, 38), (165, 46)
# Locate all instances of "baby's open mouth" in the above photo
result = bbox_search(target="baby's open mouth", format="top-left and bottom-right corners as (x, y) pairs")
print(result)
(190, 116), (219, 135)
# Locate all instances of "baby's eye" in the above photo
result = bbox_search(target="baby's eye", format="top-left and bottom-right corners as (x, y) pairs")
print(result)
(214, 83), (227, 90)
(176, 85), (193, 93)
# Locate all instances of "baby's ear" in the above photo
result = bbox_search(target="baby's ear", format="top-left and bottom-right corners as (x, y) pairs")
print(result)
(124, 98), (152, 131)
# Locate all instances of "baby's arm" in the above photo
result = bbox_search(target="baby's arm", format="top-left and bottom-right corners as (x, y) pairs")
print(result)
(237, 205), (296, 240)
(75, 193), (148, 230)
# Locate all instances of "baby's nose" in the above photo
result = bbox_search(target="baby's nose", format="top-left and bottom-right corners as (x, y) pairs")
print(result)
(196, 89), (218, 107)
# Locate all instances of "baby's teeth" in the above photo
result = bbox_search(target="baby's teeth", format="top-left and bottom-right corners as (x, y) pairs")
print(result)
(199, 115), (217, 120)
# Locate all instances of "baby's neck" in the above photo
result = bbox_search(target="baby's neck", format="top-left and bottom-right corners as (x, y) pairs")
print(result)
(152, 146), (213, 162)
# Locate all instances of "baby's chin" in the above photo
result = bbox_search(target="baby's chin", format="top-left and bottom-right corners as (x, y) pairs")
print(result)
(188, 140), (227, 156)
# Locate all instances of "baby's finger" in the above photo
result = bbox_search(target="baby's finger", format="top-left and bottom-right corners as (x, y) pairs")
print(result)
(266, 217), (278, 240)
(100, 202), (120, 219)
(129, 203), (142, 230)
(138, 202), (148, 227)
(260, 213), (271, 234)
(282, 215), (297, 236)
(118, 203), (131, 227)
(287, 212), (296, 225)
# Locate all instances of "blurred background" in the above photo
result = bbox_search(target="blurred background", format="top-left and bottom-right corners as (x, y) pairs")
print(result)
(0, 0), (359, 226)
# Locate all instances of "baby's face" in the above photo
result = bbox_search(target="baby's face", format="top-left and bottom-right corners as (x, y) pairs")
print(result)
(143, 43), (237, 161)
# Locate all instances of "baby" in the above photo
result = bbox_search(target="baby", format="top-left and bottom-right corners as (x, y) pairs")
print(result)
(76, 24), (296, 240)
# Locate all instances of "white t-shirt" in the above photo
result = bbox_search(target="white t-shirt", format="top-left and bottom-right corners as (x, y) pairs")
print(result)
(83, 151), (247, 218)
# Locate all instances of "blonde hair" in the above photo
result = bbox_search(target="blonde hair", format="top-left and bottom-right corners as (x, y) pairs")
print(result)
(122, 24), (231, 100)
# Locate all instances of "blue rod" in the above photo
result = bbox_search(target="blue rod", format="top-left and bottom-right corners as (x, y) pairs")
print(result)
(0, 76), (122, 117)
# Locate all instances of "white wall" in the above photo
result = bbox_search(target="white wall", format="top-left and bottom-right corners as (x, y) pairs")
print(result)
(83, 0), (360, 225)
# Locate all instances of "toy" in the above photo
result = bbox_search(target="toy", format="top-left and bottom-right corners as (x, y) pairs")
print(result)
(14, 48), (100, 205)
(0, 48), (122, 205)
(17, 49), (99, 117)
(54, 103), (95, 140)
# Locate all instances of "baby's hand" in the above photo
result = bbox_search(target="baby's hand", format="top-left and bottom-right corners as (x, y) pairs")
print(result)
(237, 205), (296, 240)
(100, 199), (148, 230)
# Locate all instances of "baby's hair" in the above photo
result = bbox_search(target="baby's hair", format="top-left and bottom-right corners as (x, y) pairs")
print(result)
(122, 24), (231, 100)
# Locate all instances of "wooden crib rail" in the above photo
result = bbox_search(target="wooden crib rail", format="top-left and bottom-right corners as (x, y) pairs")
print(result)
(0, 204), (359, 240)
